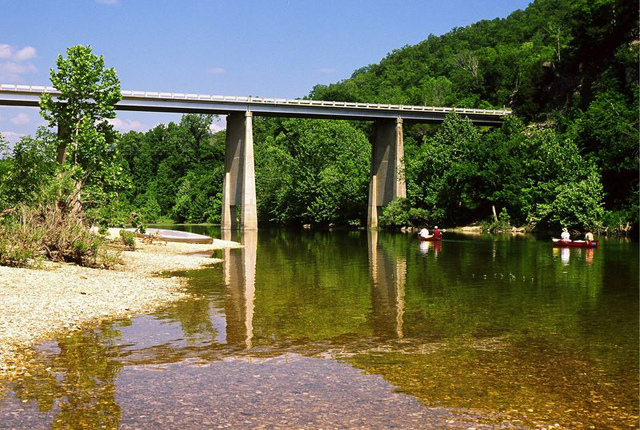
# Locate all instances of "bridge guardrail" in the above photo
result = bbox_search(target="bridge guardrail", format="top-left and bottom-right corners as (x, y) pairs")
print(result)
(0, 83), (512, 116)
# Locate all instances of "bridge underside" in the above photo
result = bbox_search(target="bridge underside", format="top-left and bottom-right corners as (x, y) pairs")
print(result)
(220, 113), (407, 230)
(0, 88), (507, 125)
(0, 86), (508, 230)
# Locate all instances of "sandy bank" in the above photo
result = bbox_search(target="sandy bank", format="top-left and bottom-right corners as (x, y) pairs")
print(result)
(0, 233), (241, 379)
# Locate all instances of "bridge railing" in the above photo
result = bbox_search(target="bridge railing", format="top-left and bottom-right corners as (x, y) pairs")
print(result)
(0, 83), (511, 116)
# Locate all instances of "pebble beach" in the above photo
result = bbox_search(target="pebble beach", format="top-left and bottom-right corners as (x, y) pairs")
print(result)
(0, 231), (240, 381)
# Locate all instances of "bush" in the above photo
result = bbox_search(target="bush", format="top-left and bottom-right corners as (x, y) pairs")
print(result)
(119, 230), (137, 250)
(0, 178), (112, 268)
(602, 208), (638, 235)
(0, 213), (41, 266)
(529, 169), (604, 231)
(482, 207), (512, 232)
(0, 203), (103, 267)
(379, 198), (411, 228)
(408, 207), (431, 226)
(86, 198), (134, 229)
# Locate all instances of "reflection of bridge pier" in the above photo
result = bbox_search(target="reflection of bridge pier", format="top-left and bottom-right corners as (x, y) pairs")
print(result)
(221, 229), (257, 348)
(368, 230), (406, 339)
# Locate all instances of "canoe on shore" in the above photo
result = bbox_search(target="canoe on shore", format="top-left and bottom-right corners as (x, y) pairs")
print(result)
(418, 235), (442, 242)
(126, 228), (214, 244)
(552, 238), (599, 248)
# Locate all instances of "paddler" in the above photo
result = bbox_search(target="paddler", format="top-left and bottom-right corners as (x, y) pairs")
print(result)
(433, 225), (442, 239)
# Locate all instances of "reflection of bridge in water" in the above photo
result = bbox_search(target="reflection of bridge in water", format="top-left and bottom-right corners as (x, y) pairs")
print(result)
(221, 230), (257, 348)
(114, 231), (608, 368)
(219, 230), (407, 349)
(115, 230), (411, 365)
(368, 230), (406, 339)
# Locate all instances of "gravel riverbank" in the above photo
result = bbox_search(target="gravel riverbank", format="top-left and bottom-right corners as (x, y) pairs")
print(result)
(0, 233), (240, 380)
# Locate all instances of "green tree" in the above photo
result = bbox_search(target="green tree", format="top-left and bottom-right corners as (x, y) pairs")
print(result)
(38, 45), (127, 225)
(406, 113), (482, 225)
(40, 45), (121, 167)
(533, 168), (604, 230)
(255, 118), (371, 225)
(0, 128), (58, 208)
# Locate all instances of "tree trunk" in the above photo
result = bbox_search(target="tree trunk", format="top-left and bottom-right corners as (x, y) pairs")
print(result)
(56, 122), (69, 165)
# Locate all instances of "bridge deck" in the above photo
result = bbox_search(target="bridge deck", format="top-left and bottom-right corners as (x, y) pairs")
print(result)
(0, 84), (510, 125)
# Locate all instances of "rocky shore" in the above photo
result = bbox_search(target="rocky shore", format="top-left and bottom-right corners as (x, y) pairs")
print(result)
(0, 232), (240, 380)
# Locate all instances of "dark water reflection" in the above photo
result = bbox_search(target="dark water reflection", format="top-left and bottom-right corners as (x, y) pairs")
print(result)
(1, 228), (638, 428)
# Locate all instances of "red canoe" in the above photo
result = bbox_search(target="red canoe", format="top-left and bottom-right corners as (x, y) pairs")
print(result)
(552, 238), (599, 248)
(419, 235), (442, 242)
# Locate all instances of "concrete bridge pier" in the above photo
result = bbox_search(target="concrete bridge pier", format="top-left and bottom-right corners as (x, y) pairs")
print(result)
(367, 118), (406, 228)
(221, 111), (258, 230)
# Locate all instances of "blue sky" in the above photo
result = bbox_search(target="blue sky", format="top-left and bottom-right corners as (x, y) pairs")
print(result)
(0, 0), (532, 142)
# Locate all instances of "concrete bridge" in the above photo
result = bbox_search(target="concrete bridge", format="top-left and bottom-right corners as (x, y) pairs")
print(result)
(0, 84), (510, 229)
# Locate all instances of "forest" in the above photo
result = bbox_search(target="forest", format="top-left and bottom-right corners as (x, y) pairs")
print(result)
(0, 0), (637, 244)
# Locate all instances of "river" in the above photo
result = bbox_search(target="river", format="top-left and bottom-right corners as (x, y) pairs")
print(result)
(0, 228), (637, 428)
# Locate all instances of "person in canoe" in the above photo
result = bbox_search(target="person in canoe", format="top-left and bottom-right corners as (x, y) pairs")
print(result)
(419, 227), (430, 239)
(561, 227), (570, 241)
(433, 225), (442, 239)
(585, 231), (594, 242)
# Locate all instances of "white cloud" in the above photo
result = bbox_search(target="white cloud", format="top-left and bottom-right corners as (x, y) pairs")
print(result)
(0, 43), (38, 82)
(209, 122), (224, 133)
(14, 46), (36, 62)
(0, 131), (25, 144)
(208, 67), (226, 75)
(10, 112), (30, 125)
(319, 68), (336, 74)
(108, 118), (145, 132)
(0, 61), (37, 82)
(96, 0), (118, 4)
(0, 44), (11, 59)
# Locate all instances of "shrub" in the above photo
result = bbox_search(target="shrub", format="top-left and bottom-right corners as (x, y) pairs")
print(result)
(379, 198), (411, 228)
(529, 169), (604, 231)
(602, 208), (638, 235)
(119, 230), (137, 251)
(0, 216), (41, 266)
(408, 207), (431, 226)
(0, 203), (103, 267)
(0, 178), (111, 268)
(482, 207), (512, 232)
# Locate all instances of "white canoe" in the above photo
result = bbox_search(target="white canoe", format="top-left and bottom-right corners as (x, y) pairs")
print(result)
(126, 228), (213, 244)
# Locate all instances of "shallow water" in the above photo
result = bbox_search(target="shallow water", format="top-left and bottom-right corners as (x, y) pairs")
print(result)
(1, 229), (638, 428)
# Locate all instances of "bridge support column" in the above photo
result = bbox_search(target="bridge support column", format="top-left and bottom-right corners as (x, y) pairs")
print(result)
(222, 111), (258, 230)
(367, 118), (406, 228)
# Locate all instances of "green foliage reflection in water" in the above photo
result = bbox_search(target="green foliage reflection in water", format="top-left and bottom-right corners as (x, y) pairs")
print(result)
(11, 322), (123, 429)
(2, 232), (637, 429)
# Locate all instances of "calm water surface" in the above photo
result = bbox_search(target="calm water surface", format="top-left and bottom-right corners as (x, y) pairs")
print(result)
(0, 229), (638, 429)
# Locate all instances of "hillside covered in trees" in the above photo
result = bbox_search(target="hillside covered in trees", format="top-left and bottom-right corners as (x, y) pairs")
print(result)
(308, 0), (638, 231)
(0, 0), (637, 234)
